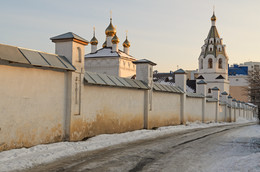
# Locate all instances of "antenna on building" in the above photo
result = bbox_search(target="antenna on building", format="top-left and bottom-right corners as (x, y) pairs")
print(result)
(126, 30), (128, 38)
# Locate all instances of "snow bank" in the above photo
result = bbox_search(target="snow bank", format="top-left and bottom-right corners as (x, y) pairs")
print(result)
(0, 119), (256, 172)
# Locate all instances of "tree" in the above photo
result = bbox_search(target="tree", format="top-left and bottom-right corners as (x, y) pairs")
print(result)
(246, 68), (260, 121)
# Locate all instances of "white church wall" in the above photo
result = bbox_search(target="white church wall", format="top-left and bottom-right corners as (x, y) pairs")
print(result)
(148, 92), (181, 129)
(0, 65), (67, 151)
(85, 58), (119, 76)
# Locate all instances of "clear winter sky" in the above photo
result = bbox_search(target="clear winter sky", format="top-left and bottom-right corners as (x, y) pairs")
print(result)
(1, 0), (260, 72)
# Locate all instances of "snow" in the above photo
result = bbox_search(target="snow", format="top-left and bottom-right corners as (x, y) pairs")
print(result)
(85, 47), (119, 58)
(85, 47), (133, 59)
(0, 118), (258, 172)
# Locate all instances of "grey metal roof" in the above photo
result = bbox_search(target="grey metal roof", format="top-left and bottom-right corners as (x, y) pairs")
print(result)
(153, 83), (183, 94)
(133, 59), (157, 66)
(174, 68), (186, 74)
(197, 80), (207, 84)
(84, 71), (150, 90)
(0, 43), (75, 71)
(221, 91), (228, 95)
(50, 32), (89, 44)
(186, 92), (204, 98)
(211, 87), (219, 90)
(206, 98), (218, 102)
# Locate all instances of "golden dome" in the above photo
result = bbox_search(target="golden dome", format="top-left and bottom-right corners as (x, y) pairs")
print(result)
(211, 13), (216, 21)
(123, 37), (130, 48)
(102, 40), (107, 48)
(111, 34), (119, 44)
(90, 36), (98, 45)
(105, 19), (116, 36)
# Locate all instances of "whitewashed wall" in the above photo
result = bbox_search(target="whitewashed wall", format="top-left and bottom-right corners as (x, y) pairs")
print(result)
(186, 97), (203, 122)
(0, 65), (68, 151)
(69, 85), (145, 141)
(205, 102), (217, 122)
(149, 92), (181, 129)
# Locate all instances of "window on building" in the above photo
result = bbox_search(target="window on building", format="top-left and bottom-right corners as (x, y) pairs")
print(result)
(208, 58), (213, 68)
(77, 47), (81, 62)
(208, 88), (211, 93)
(218, 58), (223, 69)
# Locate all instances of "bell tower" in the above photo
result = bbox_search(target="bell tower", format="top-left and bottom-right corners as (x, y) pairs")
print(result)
(197, 11), (230, 95)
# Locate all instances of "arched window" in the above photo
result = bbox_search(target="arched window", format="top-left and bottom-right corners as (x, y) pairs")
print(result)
(208, 58), (213, 68)
(77, 47), (82, 62)
(218, 58), (223, 69)
(200, 59), (203, 69)
(208, 88), (211, 93)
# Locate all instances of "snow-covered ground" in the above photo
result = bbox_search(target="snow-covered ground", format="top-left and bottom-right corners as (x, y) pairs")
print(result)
(0, 117), (258, 172)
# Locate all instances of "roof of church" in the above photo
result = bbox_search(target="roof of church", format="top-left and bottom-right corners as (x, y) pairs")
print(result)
(207, 26), (220, 39)
(197, 75), (204, 79)
(85, 47), (136, 60)
(216, 75), (225, 79)
(200, 13), (227, 58)
(50, 32), (89, 44)
(0, 43), (75, 71)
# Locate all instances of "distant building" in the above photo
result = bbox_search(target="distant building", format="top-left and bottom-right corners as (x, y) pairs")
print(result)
(196, 12), (230, 95)
(228, 61), (260, 102)
(85, 17), (136, 78)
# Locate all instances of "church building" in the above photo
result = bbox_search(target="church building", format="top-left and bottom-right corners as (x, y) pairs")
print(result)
(196, 12), (230, 95)
(85, 17), (137, 78)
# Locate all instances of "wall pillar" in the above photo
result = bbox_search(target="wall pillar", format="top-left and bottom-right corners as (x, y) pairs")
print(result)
(133, 59), (156, 129)
(175, 69), (187, 124)
(212, 87), (220, 122)
(50, 32), (89, 141)
(228, 95), (232, 122)
(197, 80), (207, 122)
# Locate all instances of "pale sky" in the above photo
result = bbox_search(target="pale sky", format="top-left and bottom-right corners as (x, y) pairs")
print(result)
(1, 0), (260, 72)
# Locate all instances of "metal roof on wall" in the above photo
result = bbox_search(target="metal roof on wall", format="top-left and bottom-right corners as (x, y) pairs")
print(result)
(153, 83), (183, 94)
(0, 43), (75, 71)
(186, 92), (205, 98)
(84, 72), (150, 90)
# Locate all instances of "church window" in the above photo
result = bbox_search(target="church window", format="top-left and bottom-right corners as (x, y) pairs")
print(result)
(208, 88), (211, 93)
(200, 59), (203, 69)
(218, 58), (223, 69)
(77, 47), (82, 62)
(208, 58), (213, 68)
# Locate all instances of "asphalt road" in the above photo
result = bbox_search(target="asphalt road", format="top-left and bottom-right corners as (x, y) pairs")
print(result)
(22, 123), (259, 172)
